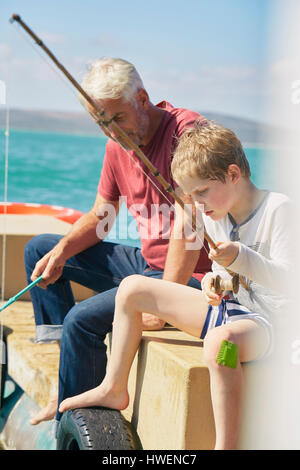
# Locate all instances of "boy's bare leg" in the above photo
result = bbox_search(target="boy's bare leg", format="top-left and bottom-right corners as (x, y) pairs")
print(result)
(30, 393), (58, 425)
(59, 275), (208, 413)
(204, 319), (268, 450)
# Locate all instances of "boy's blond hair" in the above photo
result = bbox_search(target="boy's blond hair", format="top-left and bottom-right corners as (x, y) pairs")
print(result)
(171, 121), (251, 184)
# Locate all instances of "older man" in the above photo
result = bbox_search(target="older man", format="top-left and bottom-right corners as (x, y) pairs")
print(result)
(24, 58), (211, 426)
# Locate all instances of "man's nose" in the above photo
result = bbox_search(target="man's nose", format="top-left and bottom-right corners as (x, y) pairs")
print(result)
(99, 124), (117, 140)
(107, 128), (122, 143)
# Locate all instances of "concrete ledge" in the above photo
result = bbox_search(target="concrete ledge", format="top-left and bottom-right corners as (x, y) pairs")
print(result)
(107, 330), (215, 450)
(1, 301), (216, 449)
(0, 213), (215, 449)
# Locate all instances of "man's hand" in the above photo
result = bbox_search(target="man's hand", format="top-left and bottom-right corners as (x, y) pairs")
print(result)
(142, 313), (166, 331)
(208, 241), (239, 267)
(31, 245), (67, 290)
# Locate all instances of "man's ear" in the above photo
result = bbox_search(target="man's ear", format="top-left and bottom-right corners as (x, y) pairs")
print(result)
(136, 89), (149, 109)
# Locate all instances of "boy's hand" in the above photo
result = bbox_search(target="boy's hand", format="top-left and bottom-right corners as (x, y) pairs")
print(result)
(202, 274), (223, 306)
(208, 241), (239, 267)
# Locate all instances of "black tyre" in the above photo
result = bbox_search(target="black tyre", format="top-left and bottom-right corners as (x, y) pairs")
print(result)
(0, 361), (6, 409)
(56, 407), (142, 450)
(0, 327), (9, 409)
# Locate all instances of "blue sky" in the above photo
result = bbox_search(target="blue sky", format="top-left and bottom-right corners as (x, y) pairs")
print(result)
(0, 0), (295, 124)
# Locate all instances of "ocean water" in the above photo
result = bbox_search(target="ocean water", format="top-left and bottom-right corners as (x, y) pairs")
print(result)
(0, 129), (281, 247)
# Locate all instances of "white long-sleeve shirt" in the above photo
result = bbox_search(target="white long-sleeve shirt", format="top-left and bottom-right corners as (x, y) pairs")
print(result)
(202, 191), (295, 321)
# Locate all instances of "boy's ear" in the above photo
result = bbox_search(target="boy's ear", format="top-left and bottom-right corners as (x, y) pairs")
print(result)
(227, 164), (241, 184)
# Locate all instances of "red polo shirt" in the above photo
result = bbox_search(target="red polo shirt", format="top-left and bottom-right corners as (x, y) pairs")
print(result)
(98, 101), (211, 280)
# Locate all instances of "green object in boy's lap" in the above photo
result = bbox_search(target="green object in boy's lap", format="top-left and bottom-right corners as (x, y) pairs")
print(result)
(216, 340), (239, 368)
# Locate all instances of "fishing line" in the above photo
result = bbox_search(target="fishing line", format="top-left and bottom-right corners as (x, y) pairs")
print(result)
(10, 15), (248, 288)
(0, 23), (13, 407)
(11, 15), (206, 243)
(1, 95), (10, 306)
(86, 111), (206, 251)
(115, 145), (205, 248)
(13, 18), (206, 251)
(11, 22), (184, 236)
(11, 22), (82, 105)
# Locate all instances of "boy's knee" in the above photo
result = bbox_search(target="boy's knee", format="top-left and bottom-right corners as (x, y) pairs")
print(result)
(203, 327), (237, 368)
(116, 274), (145, 307)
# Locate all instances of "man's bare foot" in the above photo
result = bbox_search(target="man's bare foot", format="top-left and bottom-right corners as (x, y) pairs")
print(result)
(30, 395), (58, 425)
(59, 384), (129, 413)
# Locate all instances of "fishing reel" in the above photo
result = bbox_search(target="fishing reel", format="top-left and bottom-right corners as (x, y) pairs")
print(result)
(211, 273), (240, 295)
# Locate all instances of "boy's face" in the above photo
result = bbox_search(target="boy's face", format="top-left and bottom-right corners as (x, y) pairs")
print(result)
(179, 171), (237, 220)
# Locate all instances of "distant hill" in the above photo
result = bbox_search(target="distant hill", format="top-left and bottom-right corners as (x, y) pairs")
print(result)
(0, 108), (100, 136)
(0, 107), (288, 145)
(200, 112), (285, 146)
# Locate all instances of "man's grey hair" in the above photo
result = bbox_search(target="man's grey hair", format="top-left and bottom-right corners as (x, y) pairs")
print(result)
(80, 57), (144, 105)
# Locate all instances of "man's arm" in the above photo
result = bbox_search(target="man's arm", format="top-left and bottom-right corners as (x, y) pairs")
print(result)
(163, 191), (203, 283)
(31, 193), (120, 288)
(61, 192), (120, 257)
(162, 227), (201, 284)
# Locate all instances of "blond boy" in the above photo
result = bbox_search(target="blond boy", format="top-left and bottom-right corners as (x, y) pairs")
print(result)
(58, 122), (292, 450)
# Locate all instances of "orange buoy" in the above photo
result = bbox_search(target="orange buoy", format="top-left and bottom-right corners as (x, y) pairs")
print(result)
(0, 202), (83, 224)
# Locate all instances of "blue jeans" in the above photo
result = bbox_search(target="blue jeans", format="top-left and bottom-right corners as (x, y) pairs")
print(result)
(24, 234), (202, 422)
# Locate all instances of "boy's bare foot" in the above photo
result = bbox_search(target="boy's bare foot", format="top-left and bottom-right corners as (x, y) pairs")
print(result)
(59, 385), (129, 413)
(30, 395), (58, 425)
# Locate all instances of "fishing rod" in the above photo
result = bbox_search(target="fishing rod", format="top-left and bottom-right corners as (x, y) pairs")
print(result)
(0, 276), (43, 313)
(9, 13), (247, 293)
